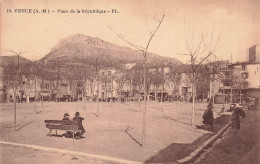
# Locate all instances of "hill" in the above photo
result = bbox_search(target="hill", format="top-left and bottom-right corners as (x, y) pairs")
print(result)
(0, 55), (31, 66)
(40, 34), (182, 67)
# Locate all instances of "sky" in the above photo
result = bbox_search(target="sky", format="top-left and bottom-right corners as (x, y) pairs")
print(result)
(1, 0), (260, 64)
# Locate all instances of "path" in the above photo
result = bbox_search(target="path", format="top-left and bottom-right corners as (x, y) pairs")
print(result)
(195, 109), (260, 164)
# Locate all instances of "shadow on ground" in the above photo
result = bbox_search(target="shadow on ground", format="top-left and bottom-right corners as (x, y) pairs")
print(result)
(144, 115), (231, 163)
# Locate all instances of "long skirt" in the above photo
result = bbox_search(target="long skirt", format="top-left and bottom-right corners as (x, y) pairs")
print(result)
(231, 115), (240, 130)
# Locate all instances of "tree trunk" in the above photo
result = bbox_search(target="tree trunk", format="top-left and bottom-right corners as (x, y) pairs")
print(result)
(240, 86), (242, 104)
(161, 91), (163, 102)
(41, 94), (43, 108)
(14, 80), (17, 130)
(191, 84), (195, 125)
(35, 77), (37, 112)
(142, 56), (147, 146)
(26, 96), (29, 103)
(231, 85), (233, 103)
(139, 98), (141, 111)
(7, 80), (10, 103)
(97, 77), (100, 116)
(58, 79), (60, 102)
(212, 81), (215, 105)
(155, 88), (158, 101)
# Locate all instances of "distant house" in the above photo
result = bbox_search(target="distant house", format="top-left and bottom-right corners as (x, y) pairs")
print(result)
(0, 55), (31, 102)
(226, 62), (260, 100)
(248, 44), (259, 63)
(99, 68), (117, 99)
(124, 63), (136, 70)
(219, 45), (260, 104)
(85, 67), (118, 100)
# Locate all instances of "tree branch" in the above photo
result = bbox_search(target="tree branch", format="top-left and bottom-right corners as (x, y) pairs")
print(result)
(144, 14), (165, 57)
(107, 26), (145, 51)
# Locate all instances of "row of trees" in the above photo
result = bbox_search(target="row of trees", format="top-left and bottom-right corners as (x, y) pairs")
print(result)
(2, 4), (230, 145)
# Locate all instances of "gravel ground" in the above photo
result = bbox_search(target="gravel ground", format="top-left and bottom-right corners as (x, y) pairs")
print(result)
(0, 144), (111, 164)
(0, 101), (230, 163)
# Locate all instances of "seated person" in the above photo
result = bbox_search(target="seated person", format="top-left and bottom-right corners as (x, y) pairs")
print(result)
(73, 112), (85, 139)
(62, 113), (73, 138)
(62, 113), (70, 120)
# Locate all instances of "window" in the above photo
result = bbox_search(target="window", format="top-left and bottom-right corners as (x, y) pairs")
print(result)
(102, 85), (105, 90)
(61, 83), (68, 87)
(241, 72), (248, 79)
(108, 71), (111, 76)
(242, 65), (245, 70)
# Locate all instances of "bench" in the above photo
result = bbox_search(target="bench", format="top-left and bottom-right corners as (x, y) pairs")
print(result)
(44, 120), (83, 139)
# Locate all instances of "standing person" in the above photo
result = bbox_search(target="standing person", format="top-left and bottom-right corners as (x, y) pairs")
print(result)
(231, 107), (245, 133)
(73, 112), (85, 139)
(202, 104), (214, 131)
(208, 101), (213, 109)
(218, 103), (225, 115)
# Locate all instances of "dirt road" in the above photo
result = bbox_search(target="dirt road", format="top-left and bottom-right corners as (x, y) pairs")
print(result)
(195, 109), (260, 164)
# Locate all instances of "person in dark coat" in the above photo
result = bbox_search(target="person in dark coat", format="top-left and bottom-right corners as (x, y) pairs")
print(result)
(208, 102), (213, 109)
(62, 113), (70, 120)
(62, 113), (73, 138)
(202, 104), (214, 131)
(231, 107), (245, 133)
(73, 112), (85, 139)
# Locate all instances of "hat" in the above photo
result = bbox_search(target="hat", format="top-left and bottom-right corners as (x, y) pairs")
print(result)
(75, 112), (80, 116)
(64, 113), (69, 117)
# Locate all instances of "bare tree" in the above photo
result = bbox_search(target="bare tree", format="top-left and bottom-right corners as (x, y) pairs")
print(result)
(2, 60), (16, 103)
(114, 73), (125, 102)
(196, 64), (210, 101)
(179, 26), (221, 125)
(8, 50), (27, 130)
(91, 49), (104, 117)
(206, 61), (227, 103)
(166, 68), (182, 101)
(150, 71), (164, 101)
(227, 67), (245, 103)
(108, 12), (165, 146)
(131, 64), (143, 92)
